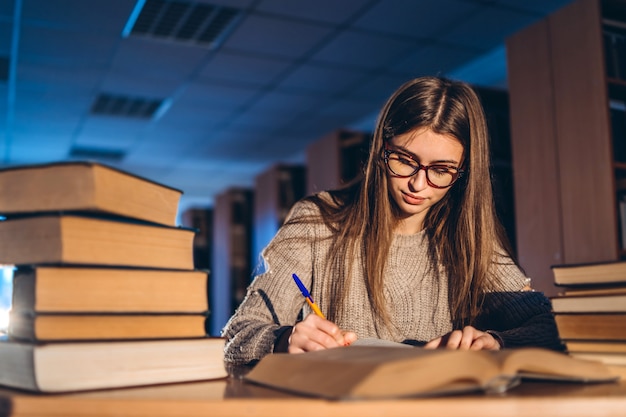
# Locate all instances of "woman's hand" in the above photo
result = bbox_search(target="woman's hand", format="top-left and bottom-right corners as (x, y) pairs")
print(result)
(288, 314), (357, 353)
(423, 326), (501, 351)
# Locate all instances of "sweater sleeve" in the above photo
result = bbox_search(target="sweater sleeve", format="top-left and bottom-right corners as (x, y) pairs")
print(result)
(221, 199), (321, 365)
(474, 291), (565, 351)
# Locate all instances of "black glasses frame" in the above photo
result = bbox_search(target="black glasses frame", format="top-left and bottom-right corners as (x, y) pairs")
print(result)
(383, 148), (465, 189)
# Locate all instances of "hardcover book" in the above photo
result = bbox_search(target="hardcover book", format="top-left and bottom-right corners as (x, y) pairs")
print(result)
(551, 261), (626, 286)
(0, 162), (182, 226)
(11, 266), (209, 313)
(565, 340), (626, 353)
(8, 313), (208, 341)
(551, 292), (626, 313)
(554, 314), (626, 341)
(0, 337), (227, 393)
(0, 214), (195, 269)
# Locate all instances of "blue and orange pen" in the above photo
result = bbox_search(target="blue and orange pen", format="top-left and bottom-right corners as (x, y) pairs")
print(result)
(291, 273), (326, 319)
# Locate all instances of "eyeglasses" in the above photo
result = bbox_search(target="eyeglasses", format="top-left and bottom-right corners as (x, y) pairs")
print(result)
(383, 148), (464, 189)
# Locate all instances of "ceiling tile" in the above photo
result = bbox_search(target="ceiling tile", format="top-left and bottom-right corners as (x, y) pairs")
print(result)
(9, 121), (78, 140)
(13, 89), (92, 118)
(245, 89), (327, 113)
(222, 14), (335, 59)
(11, 114), (81, 138)
(275, 62), (369, 96)
(447, 45), (509, 88)
(76, 116), (148, 147)
(155, 104), (231, 132)
(314, 97), (382, 126)
(495, 0), (574, 15)
(188, 128), (274, 161)
(209, 129), (310, 163)
(174, 80), (258, 111)
(441, 5), (538, 51)
(196, 0), (256, 9)
(7, 143), (72, 163)
(254, 0), (372, 24)
(21, 0), (135, 35)
(0, 22), (12, 55)
(353, 0), (481, 39)
(19, 25), (118, 66)
(17, 62), (105, 92)
(388, 43), (481, 76)
(197, 51), (292, 87)
(310, 30), (418, 70)
(100, 70), (180, 97)
(344, 72), (412, 102)
(240, 90), (329, 134)
(110, 37), (210, 81)
(124, 145), (189, 166)
(0, 2), (14, 17)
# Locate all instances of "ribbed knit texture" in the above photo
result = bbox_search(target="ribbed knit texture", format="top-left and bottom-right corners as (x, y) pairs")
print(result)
(222, 196), (563, 365)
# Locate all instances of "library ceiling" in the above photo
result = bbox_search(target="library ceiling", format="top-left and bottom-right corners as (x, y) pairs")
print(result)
(0, 0), (573, 208)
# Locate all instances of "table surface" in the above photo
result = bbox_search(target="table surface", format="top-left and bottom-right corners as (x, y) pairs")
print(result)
(1, 375), (626, 417)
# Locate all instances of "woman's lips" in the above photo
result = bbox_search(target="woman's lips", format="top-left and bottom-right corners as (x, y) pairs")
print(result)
(402, 192), (425, 205)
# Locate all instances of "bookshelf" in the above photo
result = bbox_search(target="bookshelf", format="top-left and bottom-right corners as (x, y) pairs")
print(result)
(210, 188), (253, 335)
(252, 164), (306, 270)
(475, 86), (517, 253)
(180, 207), (213, 270)
(306, 129), (371, 194)
(506, 0), (626, 295)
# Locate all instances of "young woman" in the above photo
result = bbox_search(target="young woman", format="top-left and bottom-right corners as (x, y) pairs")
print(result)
(222, 76), (563, 365)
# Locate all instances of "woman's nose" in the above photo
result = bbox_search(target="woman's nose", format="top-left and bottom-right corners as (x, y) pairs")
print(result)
(408, 168), (428, 190)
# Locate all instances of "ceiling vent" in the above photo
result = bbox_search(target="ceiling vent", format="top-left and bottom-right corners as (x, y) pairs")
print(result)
(124, 0), (242, 47)
(69, 146), (126, 162)
(90, 93), (163, 119)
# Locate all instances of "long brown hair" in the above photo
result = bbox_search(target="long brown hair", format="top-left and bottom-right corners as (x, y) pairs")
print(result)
(304, 76), (513, 328)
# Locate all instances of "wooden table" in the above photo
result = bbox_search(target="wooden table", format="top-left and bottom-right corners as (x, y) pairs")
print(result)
(1, 377), (626, 417)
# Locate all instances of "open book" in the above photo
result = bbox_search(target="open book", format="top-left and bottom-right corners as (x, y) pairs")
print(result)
(244, 345), (618, 399)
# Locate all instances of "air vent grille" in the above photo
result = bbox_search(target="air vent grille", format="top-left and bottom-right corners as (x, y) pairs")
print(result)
(128, 0), (241, 47)
(90, 93), (163, 119)
(69, 146), (126, 162)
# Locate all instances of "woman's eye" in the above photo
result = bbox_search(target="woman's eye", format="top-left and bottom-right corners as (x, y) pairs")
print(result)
(396, 156), (415, 166)
(431, 167), (451, 176)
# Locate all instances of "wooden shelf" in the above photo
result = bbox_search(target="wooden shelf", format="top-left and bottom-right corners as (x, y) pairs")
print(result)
(210, 188), (253, 335)
(507, 0), (623, 295)
(306, 129), (370, 195)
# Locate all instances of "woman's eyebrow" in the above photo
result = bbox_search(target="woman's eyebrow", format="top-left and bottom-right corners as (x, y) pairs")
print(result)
(389, 145), (461, 166)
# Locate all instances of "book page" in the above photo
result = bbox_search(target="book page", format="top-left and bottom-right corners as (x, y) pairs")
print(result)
(497, 348), (617, 382)
(350, 338), (413, 348)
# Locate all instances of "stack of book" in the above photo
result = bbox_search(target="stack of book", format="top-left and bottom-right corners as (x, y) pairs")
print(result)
(0, 162), (227, 393)
(551, 260), (626, 371)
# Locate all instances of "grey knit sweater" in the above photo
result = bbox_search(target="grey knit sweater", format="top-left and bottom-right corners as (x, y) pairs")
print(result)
(222, 197), (563, 365)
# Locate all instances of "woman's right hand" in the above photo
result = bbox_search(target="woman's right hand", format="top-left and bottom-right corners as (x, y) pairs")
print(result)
(288, 314), (357, 353)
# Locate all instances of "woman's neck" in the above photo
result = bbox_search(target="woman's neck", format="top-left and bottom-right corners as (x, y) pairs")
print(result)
(394, 216), (424, 235)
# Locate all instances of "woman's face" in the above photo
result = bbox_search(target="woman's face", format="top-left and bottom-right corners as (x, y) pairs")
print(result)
(385, 127), (464, 234)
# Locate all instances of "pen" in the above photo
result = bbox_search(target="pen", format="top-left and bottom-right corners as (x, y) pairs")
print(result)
(291, 273), (326, 319)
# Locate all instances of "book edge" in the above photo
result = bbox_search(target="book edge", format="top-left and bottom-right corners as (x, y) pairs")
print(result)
(0, 161), (183, 194)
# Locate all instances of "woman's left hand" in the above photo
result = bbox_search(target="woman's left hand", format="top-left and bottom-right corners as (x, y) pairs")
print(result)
(423, 326), (501, 350)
